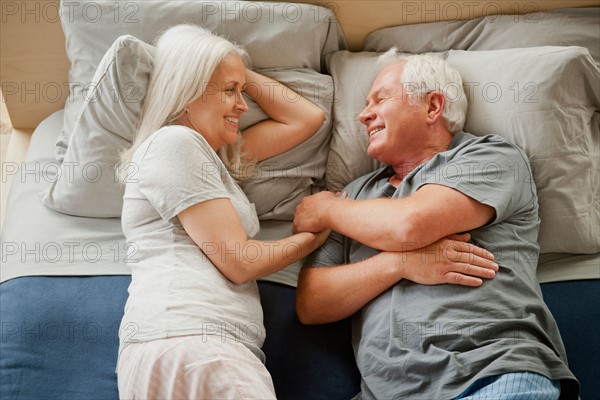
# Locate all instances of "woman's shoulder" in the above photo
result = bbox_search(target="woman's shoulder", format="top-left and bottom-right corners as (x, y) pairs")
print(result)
(145, 125), (215, 156)
(133, 125), (219, 168)
(152, 125), (210, 146)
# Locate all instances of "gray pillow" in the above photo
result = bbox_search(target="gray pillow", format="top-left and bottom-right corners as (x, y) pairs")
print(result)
(323, 50), (383, 191)
(447, 47), (599, 254)
(238, 68), (333, 220)
(56, 0), (346, 163)
(364, 7), (600, 64)
(43, 36), (334, 219)
(43, 36), (154, 217)
(325, 47), (600, 254)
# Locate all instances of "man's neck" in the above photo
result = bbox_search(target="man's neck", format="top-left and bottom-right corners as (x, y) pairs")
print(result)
(389, 131), (453, 186)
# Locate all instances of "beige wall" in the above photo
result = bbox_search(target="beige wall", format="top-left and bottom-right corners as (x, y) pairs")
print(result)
(316, 1), (599, 48)
(1, 0), (598, 130)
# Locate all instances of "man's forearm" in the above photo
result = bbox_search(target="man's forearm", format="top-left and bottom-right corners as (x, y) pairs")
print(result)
(322, 197), (423, 251)
(296, 237), (498, 324)
(295, 185), (495, 252)
(296, 252), (404, 324)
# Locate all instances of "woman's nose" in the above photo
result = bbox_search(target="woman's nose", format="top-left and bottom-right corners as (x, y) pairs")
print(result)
(236, 91), (249, 113)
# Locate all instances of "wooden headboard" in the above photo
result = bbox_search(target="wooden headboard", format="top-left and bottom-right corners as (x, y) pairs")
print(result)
(1, 0), (598, 131)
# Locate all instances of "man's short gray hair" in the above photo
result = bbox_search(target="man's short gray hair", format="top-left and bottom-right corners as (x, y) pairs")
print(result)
(378, 49), (468, 133)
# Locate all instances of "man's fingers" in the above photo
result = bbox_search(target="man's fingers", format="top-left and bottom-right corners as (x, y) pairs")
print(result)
(452, 241), (495, 261)
(453, 252), (499, 271)
(446, 233), (471, 243)
(444, 272), (483, 287)
(460, 262), (496, 279)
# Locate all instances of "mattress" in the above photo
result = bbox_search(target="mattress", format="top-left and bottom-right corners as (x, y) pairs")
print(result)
(1, 111), (598, 399)
(1, 110), (598, 284)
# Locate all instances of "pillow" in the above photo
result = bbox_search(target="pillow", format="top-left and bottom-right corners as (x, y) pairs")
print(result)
(43, 35), (153, 217)
(447, 47), (599, 254)
(363, 7), (600, 65)
(56, 0), (346, 163)
(43, 35), (334, 219)
(238, 68), (334, 220)
(325, 47), (600, 254)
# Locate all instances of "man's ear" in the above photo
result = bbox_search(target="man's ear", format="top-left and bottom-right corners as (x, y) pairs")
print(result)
(425, 92), (445, 125)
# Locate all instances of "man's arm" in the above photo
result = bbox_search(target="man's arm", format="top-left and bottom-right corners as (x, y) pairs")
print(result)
(293, 184), (495, 252)
(297, 235), (498, 324)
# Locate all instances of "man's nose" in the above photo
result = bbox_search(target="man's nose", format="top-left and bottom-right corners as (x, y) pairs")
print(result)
(358, 106), (374, 125)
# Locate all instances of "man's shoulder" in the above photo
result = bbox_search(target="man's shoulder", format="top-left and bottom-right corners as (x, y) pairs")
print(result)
(447, 131), (538, 211)
(452, 131), (528, 163)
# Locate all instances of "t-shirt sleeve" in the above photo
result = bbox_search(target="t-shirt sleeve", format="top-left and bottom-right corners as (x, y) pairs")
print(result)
(422, 137), (538, 224)
(304, 178), (367, 268)
(136, 127), (231, 221)
(304, 230), (346, 268)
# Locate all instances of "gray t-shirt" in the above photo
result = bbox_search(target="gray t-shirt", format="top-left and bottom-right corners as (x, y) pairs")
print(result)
(306, 132), (578, 399)
(118, 125), (265, 361)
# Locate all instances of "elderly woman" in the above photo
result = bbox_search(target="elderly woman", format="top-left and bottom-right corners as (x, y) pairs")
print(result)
(115, 24), (328, 399)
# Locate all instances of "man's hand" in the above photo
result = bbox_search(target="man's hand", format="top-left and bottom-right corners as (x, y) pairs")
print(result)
(392, 233), (499, 287)
(293, 191), (340, 233)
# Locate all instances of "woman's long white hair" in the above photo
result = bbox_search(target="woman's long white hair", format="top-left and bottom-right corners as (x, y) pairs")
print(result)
(119, 24), (249, 179)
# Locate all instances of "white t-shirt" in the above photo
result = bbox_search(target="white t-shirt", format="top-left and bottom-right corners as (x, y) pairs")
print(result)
(118, 125), (264, 361)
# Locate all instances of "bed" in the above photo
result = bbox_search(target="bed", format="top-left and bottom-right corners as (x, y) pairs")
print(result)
(1, 1), (598, 399)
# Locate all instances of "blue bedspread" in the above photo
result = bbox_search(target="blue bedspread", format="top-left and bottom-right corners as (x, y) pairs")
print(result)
(1, 276), (598, 399)
(0, 276), (360, 399)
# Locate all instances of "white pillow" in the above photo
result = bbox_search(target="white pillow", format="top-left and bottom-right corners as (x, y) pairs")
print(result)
(447, 47), (599, 254)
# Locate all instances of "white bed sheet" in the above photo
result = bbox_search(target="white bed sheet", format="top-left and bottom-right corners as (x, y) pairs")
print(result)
(537, 252), (599, 283)
(1, 111), (597, 284)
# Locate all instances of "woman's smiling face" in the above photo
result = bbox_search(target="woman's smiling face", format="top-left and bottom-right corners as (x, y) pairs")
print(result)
(184, 54), (249, 151)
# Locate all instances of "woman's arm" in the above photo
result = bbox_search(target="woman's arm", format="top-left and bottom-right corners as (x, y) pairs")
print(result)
(240, 69), (325, 162)
(178, 197), (330, 284)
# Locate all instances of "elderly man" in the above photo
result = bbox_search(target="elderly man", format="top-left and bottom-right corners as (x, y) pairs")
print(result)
(293, 53), (578, 399)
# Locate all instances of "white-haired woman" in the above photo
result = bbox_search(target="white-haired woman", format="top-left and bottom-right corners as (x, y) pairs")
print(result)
(116, 24), (327, 399)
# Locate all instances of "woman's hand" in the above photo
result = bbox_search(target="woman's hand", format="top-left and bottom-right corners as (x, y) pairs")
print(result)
(393, 233), (498, 287)
(178, 197), (332, 285)
(314, 228), (332, 247)
(240, 68), (325, 162)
